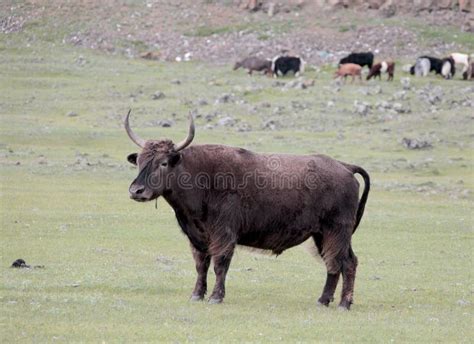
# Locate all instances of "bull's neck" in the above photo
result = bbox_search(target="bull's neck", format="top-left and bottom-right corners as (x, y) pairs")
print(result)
(161, 157), (204, 209)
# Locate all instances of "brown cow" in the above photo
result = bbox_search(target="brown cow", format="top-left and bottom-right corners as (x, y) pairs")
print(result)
(334, 63), (362, 83)
(125, 111), (370, 310)
(233, 57), (272, 75)
(367, 61), (395, 81)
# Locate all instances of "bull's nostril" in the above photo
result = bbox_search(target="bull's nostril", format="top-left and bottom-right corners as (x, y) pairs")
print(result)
(130, 185), (145, 196)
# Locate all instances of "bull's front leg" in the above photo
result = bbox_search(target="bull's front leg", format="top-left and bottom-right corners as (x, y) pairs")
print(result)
(190, 245), (211, 301)
(208, 249), (235, 304)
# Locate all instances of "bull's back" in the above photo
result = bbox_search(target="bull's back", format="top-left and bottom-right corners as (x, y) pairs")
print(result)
(190, 146), (357, 196)
(241, 57), (268, 70)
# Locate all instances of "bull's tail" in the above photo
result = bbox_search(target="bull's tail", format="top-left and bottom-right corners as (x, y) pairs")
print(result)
(340, 162), (371, 233)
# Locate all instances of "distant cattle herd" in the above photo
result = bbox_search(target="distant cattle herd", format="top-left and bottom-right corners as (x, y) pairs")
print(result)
(234, 51), (473, 81)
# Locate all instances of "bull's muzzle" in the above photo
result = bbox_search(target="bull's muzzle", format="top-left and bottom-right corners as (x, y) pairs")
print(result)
(129, 184), (152, 202)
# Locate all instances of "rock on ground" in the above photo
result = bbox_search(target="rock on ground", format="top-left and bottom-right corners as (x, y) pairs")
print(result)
(152, 91), (166, 100)
(353, 100), (372, 116)
(402, 137), (432, 150)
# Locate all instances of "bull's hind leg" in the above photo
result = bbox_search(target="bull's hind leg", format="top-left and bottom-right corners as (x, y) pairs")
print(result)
(190, 246), (211, 301)
(339, 246), (358, 310)
(313, 232), (341, 307)
(313, 229), (358, 310)
(318, 272), (340, 306)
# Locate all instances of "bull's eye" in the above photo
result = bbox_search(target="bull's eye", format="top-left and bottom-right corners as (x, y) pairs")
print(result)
(160, 162), (168, 167)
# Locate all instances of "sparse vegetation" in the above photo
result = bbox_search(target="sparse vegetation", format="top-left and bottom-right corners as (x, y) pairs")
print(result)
(339, 24), (357, 32)
(184, 20), (294, 38)
(184, 25), (236, 37)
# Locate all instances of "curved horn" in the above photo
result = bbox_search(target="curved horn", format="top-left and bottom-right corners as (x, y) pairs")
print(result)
(124, 109), (146, 148)
(174, 112), (195, 151)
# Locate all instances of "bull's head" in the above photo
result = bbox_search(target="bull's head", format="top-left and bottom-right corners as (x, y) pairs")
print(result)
(125, 110), (195, 202)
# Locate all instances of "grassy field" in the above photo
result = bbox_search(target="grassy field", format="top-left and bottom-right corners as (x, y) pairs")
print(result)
(1, 11), (473, 342)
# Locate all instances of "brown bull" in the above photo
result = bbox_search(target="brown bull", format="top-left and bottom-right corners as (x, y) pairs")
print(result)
(125, 111), (370, 310)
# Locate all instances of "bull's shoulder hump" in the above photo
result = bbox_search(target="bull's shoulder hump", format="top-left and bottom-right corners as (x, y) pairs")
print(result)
(187, 144), (256, 159)
(190, 144), (251, 153)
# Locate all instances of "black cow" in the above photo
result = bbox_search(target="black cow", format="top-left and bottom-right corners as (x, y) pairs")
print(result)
(124, 111), (370, 310)
(272, 56), (305, 77)
(418, 56), (444, 75)
(339, 52), (374, 70)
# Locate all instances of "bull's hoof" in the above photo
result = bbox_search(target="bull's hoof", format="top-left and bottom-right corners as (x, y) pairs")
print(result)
(317, 295), (333, 307)
(317, 300), (330, 307)
(190, 295), (204, 302)
(208, 297), (223, 304)
(338, 300), (352, 311)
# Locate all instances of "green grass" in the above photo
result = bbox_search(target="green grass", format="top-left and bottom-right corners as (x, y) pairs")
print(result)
(403, 20), (474, 51)
(318, 9), (474, 51)
(339, 24), (357, 33)
(402, 21), (472, 51)
(1, 15), (474, 343)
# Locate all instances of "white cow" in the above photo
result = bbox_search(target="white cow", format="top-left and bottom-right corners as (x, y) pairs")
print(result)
(450, 53), (471, 75)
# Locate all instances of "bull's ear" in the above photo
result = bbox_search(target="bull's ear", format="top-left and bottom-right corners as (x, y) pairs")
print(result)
(168, 152), (181, 167)
(127, 153), (138, 165)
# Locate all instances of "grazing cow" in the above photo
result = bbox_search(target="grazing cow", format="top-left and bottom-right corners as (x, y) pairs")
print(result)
(450, 53), (470, 75)
(271, 56), (305, 77)
(125, 111), (370, 310)
(233, 57), (272, 75)
(441, 57), (456, 79)
(334, 63), (362, 83)
(418, 55), (444, 75)
(367, 61), (395, 81)
(410, 58), (431, 77)
(463, 62), (474, 80)
(339, 52), (374, 70)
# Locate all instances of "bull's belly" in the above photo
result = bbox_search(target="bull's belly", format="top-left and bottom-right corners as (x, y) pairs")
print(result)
(237, 228), (313, 255)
